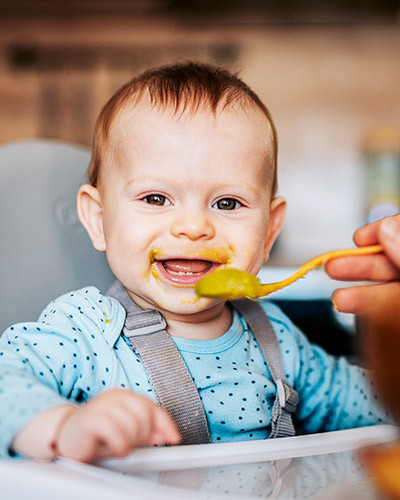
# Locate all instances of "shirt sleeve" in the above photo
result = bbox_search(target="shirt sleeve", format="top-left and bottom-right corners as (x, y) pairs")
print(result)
(260, 300), (391, 433)
(0, 287), (122, 458)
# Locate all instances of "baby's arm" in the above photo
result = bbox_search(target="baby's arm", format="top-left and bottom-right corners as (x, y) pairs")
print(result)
(12, 389), (180, 462)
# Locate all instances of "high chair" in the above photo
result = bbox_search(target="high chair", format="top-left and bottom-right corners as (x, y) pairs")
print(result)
(0, 141), (397, 499)
(0, 139), (115, 334)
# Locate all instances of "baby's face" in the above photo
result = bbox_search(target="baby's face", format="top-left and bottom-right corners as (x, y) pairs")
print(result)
(93, 104), (284, 316)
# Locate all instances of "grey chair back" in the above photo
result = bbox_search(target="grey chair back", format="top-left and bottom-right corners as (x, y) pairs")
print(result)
(0, 139), (115, 333)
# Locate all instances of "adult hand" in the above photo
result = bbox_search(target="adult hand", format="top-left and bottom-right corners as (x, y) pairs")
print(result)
(326, 215), (400, 417)
(326, 215), (400, 315)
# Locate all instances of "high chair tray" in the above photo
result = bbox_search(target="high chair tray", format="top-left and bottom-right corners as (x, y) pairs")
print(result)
(2, 425), (397, 500)
(100, 424), (398, 472)
(53, 425), (398, 500)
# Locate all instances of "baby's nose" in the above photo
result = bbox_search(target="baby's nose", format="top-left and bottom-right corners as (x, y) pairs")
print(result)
(170, 211), (215, 241)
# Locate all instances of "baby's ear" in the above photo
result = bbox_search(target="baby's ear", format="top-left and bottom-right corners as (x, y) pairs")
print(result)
(263, 196), (286, 261)
(76, 184), (106, 252)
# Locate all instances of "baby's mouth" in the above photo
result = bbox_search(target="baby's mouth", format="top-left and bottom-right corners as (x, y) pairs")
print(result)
(154, 258), (220, 286)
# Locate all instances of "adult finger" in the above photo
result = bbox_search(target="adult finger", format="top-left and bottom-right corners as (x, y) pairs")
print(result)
(353, 214), (400, 248)
(352, 219), (383, 246)
(332, 282), (400, 315)
(378, 216), (400, 269)
(326, 253), (400, 282)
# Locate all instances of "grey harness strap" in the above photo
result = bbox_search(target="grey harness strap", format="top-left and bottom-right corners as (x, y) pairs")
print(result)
(107, 281), (298, 442)
(107, 280), (210, 445)
(232, 299), (299, 439)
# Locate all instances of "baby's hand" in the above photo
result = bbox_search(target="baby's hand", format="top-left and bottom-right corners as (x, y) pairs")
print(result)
(55, 389), (180, 462)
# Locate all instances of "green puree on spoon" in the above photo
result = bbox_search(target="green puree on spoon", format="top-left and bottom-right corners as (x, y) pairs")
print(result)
(195, 244), (383, 300)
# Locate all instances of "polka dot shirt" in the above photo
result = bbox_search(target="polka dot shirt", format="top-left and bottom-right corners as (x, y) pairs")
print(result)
(0, 287), (389, 458)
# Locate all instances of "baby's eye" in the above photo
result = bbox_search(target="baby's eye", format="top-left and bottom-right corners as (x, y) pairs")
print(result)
(212, 198), (242, 210)
(143, 194), (171, 206)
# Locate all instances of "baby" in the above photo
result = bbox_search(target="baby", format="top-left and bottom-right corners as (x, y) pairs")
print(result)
(0, 62), (388, 463)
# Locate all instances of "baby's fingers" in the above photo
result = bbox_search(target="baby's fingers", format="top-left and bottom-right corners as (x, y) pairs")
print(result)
(122, 395), (180, 446)
(98, 392), (180, 450)
(148, 405), (181, 446)
(59, 412), (129, 462)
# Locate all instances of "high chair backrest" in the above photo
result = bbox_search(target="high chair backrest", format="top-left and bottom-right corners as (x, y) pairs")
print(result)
(0, 139), (115, 334)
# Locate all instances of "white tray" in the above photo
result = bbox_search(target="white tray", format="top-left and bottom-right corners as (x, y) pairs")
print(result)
(100, 424), (398, 472)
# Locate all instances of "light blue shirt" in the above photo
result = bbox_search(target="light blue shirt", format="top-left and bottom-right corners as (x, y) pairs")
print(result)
(0, 286), (388, 457)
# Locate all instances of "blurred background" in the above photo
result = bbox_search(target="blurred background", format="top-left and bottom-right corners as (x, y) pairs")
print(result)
(0, 0), (399, 265)
(0, 1), (399, 353)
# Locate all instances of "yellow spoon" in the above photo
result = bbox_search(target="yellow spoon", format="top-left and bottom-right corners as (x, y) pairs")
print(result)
(195, 244), (383, 300)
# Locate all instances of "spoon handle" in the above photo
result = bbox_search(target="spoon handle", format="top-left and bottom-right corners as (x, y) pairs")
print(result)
(259, 244), (383, 296)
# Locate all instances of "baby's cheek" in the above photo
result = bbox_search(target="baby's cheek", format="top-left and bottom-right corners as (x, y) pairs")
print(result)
(243, 239), (265, 263)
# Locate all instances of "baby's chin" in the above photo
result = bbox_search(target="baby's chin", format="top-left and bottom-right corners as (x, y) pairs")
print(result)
(147, 286), (223, 317)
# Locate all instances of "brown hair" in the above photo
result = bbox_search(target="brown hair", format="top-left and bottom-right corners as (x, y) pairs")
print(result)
(88, 61), (278, 194)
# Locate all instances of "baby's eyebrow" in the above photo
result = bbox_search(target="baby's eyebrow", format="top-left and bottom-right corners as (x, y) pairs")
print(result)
(124, 176), (173, 189)
(212, 182), (264, 198)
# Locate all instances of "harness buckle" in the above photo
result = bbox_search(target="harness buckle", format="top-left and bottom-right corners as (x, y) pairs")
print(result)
(123, 310), (167, 337)
(276, 379), (298, 413)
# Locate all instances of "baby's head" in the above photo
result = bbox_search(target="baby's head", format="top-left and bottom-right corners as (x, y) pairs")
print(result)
(88, 61), (278, 196)
(78, 62), (286, 315)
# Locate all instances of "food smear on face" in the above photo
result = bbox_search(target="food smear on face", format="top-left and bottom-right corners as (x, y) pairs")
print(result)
(150, 262), (161, 282)
(149, 246), (234, 264)
(195, 268), (261, 300)
(149, 246), (234, 288)
(180, 296), (199, 304)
